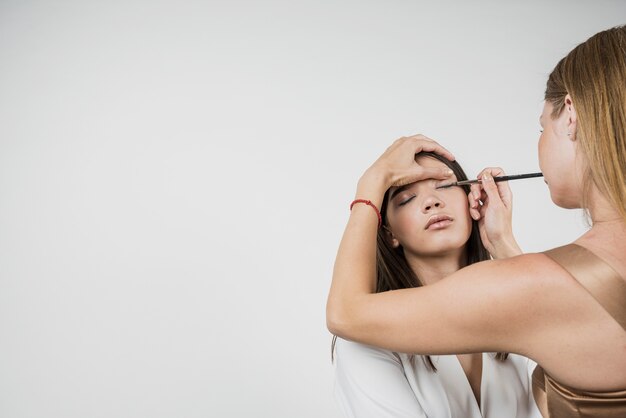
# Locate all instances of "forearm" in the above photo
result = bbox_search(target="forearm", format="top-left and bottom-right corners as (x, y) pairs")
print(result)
(327, 171), (387, 333)
(326, 135), (456, 338)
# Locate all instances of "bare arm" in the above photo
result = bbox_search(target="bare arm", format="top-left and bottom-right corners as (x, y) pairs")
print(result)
(327, 136), (544, 356)
(329, 253), (544, 355)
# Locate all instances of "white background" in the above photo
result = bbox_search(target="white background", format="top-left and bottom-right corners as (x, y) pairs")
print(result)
(1, 1), (624, 417)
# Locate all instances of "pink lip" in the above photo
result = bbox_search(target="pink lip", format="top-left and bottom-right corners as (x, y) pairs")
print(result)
(425, 214), (454, 230)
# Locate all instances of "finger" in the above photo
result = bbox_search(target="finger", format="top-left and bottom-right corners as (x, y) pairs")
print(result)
(479, 188), (488, 204)
(469, 183), (482, 205)
(408, 134), (434, 142)
(479, 167), (512, 207)
(478, 203), (487, 219)
(480, 172), (504, 208)
(417, 165), (455, 181)
(417, 142), (456, 161)
(468, 190), (477, 209)
(467, 188), (482, 212)
(478, 167), (504, 179)
(469, 202), (481, 220)
(470, 183), (488, 206)
(392, 166), (453, 186)
(467, 192), (480, 219)
(405, 135), (456, 161)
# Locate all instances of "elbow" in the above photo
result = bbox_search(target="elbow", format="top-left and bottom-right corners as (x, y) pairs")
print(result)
(326, 309), (348, 337)
(326, 299), (359, 339)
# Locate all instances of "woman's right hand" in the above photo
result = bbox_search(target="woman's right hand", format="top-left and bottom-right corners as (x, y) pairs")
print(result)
(357, 135), (455, 205)
(468, 167), (522, 259)
(356, 135), (454, 207)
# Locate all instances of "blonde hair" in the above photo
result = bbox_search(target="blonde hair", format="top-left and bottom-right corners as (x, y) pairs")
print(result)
(545, 25), (626, 222)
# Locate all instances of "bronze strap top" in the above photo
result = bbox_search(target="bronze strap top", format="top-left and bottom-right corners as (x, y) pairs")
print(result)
(531, 243), (626, 418)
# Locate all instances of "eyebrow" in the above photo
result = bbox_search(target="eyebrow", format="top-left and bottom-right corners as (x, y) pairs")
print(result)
(389, 175), (458, 201)
(389, 184), (413, 201)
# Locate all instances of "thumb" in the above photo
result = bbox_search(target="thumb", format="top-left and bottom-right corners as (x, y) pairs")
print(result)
(481, 173), (504, 208)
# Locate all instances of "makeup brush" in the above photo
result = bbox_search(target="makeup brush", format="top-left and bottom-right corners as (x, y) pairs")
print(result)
(436, 172), (543, 189)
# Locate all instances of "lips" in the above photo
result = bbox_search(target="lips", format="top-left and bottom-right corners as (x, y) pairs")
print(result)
(425, 214), (454, 230)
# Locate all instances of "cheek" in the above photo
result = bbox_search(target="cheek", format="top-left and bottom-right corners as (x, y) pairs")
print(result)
(450, 191), (470, 213)
(538, 134), (548, 167)
(457, 201), (473, 236)
(449, 192), (473, 231)
(387, 210), (418, 242)
(538, 133), (559, 176)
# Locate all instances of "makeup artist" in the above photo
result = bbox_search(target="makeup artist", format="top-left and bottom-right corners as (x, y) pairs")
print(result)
(327, 24), (626, 418)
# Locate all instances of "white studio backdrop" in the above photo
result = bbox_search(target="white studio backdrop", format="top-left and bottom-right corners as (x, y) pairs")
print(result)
(1, 1), (624, 417)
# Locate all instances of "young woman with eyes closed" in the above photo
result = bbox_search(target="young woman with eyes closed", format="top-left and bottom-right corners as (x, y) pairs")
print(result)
(333, 151), (540, 418)
(327, 25), (626, 418)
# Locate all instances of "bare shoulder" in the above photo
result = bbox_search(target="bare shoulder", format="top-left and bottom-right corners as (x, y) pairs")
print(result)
(501, 250), (626, 390)
(471, 251), (591, 313)
(446, 252), (573, 301)
(435, 252), (583, 354)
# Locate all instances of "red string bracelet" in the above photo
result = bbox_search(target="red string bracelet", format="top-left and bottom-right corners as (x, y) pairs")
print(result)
(350, 199), (382, 228)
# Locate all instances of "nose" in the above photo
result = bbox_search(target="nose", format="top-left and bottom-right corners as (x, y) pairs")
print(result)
(422, 195), (445, 213)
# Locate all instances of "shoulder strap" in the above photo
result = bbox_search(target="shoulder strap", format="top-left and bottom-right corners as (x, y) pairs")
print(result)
(531, 366), (550, 417)
(543, 244), (626, 331)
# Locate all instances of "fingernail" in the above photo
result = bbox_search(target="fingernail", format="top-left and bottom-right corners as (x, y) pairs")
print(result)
(473, 190), (480, 199)
(446, 169), (453, 176)
(483, 173), (492, 181)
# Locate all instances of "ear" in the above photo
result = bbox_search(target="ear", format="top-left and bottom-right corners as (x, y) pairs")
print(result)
(383, 225), (401, 248)
(564, 94), (578, 140)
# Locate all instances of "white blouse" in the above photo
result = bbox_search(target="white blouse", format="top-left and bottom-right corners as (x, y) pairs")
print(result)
(334, 338), (542, 418)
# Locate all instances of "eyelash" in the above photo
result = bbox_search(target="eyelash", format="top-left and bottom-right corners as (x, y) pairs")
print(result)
(399, 196), (415, 206)
(398, 185), (454, 206)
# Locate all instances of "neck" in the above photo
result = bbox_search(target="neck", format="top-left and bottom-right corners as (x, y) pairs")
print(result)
(405, 248), (467, 286)
(579, 186), (626, 249)
(588, 186), (626, 228)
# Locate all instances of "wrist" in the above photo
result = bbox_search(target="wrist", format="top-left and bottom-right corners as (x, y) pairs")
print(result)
(356, 168), (388, 203)
(360, 165), (389, 185)
(491, 236), (522, 259)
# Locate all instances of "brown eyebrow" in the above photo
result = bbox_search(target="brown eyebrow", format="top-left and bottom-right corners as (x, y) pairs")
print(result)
(389, 184), (413, 201)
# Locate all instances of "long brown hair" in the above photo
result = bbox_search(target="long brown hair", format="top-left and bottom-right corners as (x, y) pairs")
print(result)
(545, 25), (626, 222)
(332, 152), (508, 370)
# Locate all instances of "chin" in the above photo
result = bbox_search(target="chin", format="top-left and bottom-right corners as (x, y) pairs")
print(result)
(549, 189), (582, 209)
(415, 237), (468, 257)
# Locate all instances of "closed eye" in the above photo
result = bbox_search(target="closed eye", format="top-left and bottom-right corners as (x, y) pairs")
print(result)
(398, 195), (415, 206)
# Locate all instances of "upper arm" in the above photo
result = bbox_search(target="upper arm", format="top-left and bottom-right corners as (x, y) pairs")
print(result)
(332, 254), (559, 356)
(334, 338), (426, 418)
